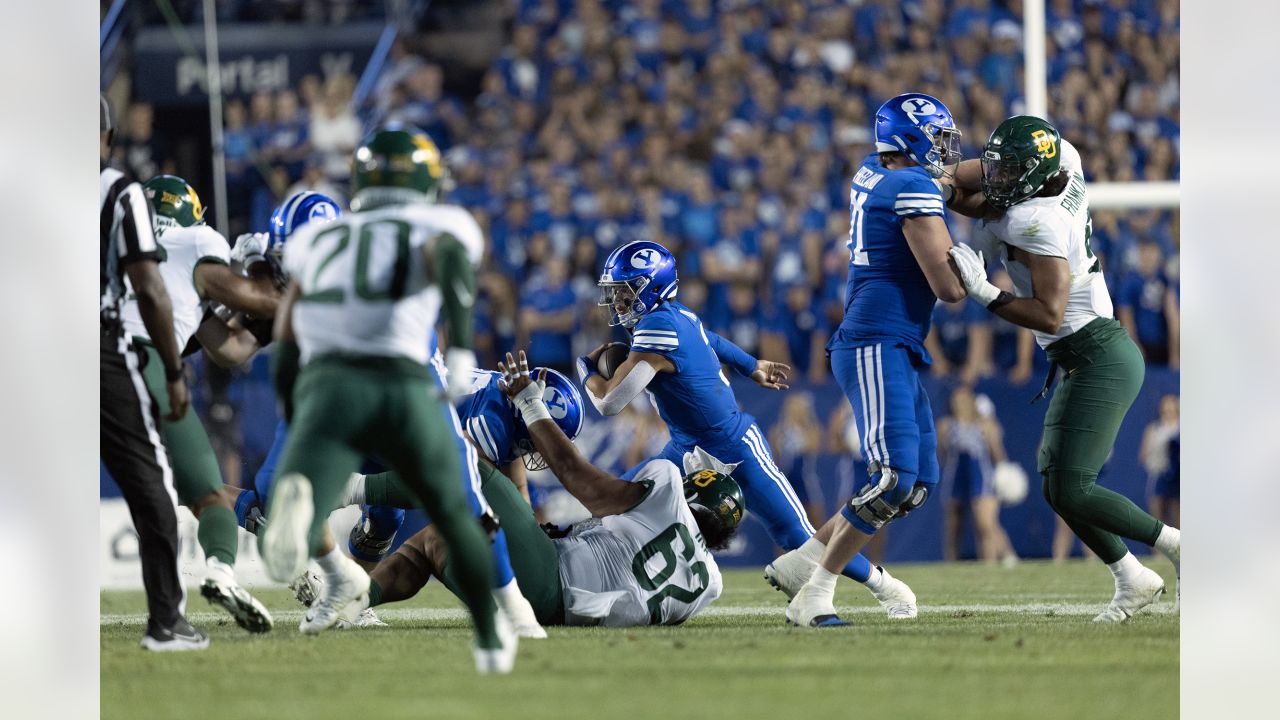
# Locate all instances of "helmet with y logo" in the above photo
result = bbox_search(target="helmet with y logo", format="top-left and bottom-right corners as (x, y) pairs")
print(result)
(874, 92), (962, 178)
(268, 191), (341, 257)
(598, 240), (679, 328)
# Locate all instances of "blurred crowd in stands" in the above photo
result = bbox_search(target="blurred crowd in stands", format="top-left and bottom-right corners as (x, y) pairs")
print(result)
(110, 0), (1181, 385)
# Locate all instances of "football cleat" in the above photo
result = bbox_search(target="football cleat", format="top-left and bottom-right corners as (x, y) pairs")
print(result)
(201, 559), (273, 633)
(141, 617), (210, 652)
(1093, 566), (1166, 623)
(785, 582), (849, 628)
(868, 566), (918, 620)
(764, 548), (815, 600)
(261, 473), (314, 583)
(290, 568), (321, 607)
(299, 557), (370, 636)
(341, 607), (388, 629)
(473, 610), (518, 674)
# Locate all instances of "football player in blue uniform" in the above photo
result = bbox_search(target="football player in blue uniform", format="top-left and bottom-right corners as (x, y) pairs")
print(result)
(783, 92), (970, 626)
(578, 240), (920, 619)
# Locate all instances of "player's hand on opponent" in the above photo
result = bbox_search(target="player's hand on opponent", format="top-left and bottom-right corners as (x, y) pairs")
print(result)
(498, 351), (552, 426)
(231, 232), (270, 268)
(948, 244), (1001, 306)
(751, 359), (791, 390)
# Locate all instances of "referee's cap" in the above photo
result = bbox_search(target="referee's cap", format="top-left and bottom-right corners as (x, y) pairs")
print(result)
(100, 94), (113, 133)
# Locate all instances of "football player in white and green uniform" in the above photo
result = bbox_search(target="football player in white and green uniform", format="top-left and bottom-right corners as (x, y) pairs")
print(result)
(365, 352), (742, 628)
(262, 126), (516, 673)
(943, 116), (1180, 621)
(119, 175), (280, 633)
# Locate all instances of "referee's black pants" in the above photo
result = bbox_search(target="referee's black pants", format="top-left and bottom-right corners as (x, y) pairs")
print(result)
(100, 327), (185, 630)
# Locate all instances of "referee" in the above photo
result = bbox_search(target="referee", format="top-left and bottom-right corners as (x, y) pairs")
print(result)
(100, 95), (207, 651)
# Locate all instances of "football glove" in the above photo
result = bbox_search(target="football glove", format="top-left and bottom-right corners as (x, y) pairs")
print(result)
(948, 244), (1001, 307)
(232, 232), (270, 268)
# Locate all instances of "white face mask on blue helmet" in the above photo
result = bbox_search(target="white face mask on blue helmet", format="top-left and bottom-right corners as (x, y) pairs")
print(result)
(597, 241), (679, 328)
(874, 92), (962, 178)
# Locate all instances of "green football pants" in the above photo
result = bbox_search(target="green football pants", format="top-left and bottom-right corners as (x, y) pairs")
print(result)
(138, 341), (237, 566)
(1038, 318), (1165, 563)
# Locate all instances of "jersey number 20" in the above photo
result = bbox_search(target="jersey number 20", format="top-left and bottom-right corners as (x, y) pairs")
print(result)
(302, 219), (412, 303)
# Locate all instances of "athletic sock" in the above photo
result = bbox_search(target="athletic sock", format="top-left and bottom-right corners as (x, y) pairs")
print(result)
(795, 537), (825, 563)
(368, 580), (384, 607)
(1154, 525), (1180, 571)
(364, 472), (419, 508)
(315, 545), (347, 576)
(1107, 552), (1144, 584)
(343, 473), (367, 507)
(809, 566), (839, 599)
(197, 505), (239, 566)
(864, 565), (885, 592)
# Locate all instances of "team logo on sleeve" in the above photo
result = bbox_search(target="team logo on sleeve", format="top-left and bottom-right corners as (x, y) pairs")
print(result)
(631, 248), (659, 269)
(543, 386), (569, 420)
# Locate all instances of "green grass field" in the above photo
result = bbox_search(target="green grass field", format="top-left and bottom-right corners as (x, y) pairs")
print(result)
(101, 559), (1178, 720)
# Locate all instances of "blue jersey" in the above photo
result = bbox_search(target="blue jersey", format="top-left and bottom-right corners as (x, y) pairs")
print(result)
(829, 153), (947, 359)
(630, 300), (754, 451)
(456, 370), (522, 467)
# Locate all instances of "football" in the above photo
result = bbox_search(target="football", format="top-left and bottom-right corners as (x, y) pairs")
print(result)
(596, 342), (631, 380)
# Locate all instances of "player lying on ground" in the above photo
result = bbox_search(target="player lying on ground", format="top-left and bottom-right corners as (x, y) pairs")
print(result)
(232, 188), (550, 639)
(583, 240), (918, 619)
(783, 92), (971, 627)
(346, 351), (744, 628)
(943, 115), (1180, 620)
(262, 126), (516, 673)
(114, 175), (281, 633)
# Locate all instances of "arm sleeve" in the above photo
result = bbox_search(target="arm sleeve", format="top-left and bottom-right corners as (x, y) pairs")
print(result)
(706, 330), (757, 377)
(893, 175), (946, 221)
(587, 360), (658, 416)
(115, 182), (163, 265)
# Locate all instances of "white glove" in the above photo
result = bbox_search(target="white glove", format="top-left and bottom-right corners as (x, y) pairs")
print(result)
(948, 244), (1001, 307)
(232, 232), (270, 268)
(443, 347), (478, 402)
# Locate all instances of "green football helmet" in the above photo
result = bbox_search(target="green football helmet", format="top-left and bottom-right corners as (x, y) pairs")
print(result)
(143, 175), (205, 229)
(981, 115), (1064, 209)
(683, 469), (745, 532)
(349, 125), (446, 211)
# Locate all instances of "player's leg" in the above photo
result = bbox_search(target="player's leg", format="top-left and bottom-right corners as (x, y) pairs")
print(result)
(261, 363), (371, 633)
(234, 419), (289, 533)
(375, 374), (508, 670)
(788, 344), (924, 626)
(138, 344), (271, 632)
(1040, 323), (1177, 620)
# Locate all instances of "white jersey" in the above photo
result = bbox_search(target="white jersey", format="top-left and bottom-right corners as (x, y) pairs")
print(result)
(121, 224), (230, 348)
(554, 459), (723, 627)
(283, 203), (484, 365)
(972, 139), (1113, 348)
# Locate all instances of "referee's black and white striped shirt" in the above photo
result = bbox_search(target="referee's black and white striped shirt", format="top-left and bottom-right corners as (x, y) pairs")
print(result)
(100, 163), (160, 328)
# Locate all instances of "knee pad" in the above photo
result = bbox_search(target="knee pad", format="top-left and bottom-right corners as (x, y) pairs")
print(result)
(348, 505), (407, 562)
(892, 484), (930, 520)
(234, 488), (264, 534)
(479, 508), (501, 542)
(846, 464), (903, 531)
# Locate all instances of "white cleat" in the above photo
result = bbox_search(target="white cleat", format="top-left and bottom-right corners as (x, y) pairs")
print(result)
(1093, 566), (1166, 623)
(785, 582), (849, 628)
(868, 566), (918, 620)
(340, 607), (388, 628)
(261, 473), (314, 583)
(474, 610), (518, 674)
(764, 548), (814, 600)
(293, 569), (386, 628)
(201, 559), (273, 633)
(299, 557), (370, 636)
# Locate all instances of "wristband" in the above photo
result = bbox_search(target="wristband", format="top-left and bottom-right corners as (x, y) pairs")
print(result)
(987, 290), (1016, 310)
(512, 382), (552, 427)
(164, 362), (186, 383)
(575, 355), (598, 384)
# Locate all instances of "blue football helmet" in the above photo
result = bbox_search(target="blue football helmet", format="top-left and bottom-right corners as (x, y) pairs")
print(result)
(268, 191), (341, 256)
(598, 240), (679, 328)
(874, 92), (962, 178)
(512, 367), (585, 471)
